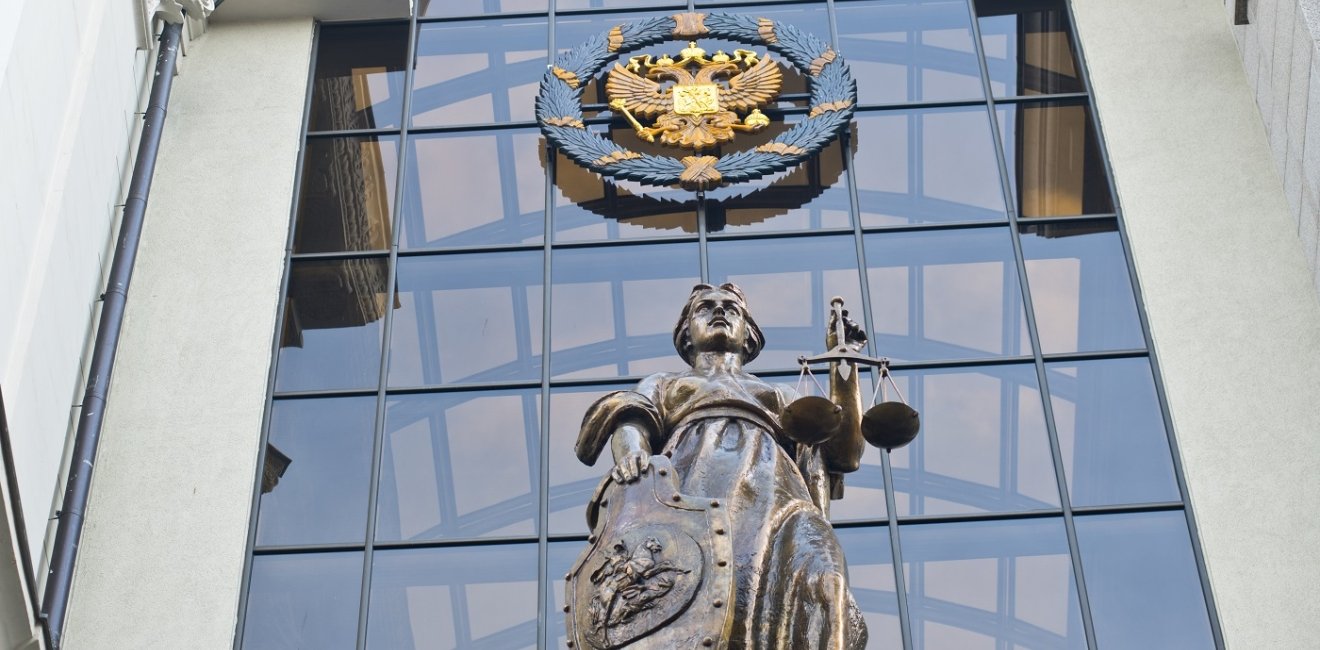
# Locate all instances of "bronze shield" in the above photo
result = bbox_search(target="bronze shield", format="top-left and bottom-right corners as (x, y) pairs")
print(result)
(566, 455), (734, 649)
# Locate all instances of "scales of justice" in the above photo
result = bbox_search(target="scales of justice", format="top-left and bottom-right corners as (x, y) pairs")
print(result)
(537, 12), (916, 649)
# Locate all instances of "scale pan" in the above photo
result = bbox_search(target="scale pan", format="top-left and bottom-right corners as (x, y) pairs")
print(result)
(862, 401), (920, 450)
(781, 396), (842, 445)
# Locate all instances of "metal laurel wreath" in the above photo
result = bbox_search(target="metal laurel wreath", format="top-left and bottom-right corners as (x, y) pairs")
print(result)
(536, 12), (857, 189)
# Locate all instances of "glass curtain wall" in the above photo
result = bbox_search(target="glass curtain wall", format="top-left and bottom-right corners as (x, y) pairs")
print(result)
(236, 1), (1221, 649)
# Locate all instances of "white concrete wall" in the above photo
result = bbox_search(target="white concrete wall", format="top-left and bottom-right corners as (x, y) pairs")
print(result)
(60, 19), (313, 649)
(1072, 0), (1320, 647)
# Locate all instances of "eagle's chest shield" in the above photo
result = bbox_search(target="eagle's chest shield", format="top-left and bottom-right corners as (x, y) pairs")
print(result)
(671, 84), (720, 116)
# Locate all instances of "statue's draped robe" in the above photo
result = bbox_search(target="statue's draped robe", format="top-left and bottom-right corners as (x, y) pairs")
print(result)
(579, 371), (868, 650)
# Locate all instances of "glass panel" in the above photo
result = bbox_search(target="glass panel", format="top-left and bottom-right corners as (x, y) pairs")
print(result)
(295, 136), (398, 254)
(852, 107), (1007, 226)
(901, 518), (1086, 649)
(1075, 511), (1215, 649)
(550, 244), (701, 379)
(886, 364), (1059, 517)
(558, 0), (684, 10)
(864, 228), (1029, 362)
(547, 541), (583, 650)
(310, 24), (408, 132)
(412, 18), (547, 127)
(836, 526), (903, 649)
(997, 100), (1114, 217)
(421, 0), (548, 18)
(401, 129), (545, 249)
(256, 397), (375, 547)
(976, 0), (1083, 98)
(548, 383), (628, 535)
(243, 551), (362, 650)
(376, 390), (540, 542)
(1047, 357), (1179, 507)
(367, 544), (539, 650)
(835, 0), (984, 105)
(1020, 220), (1144, 354)
(390, 251), (543, 386)
(552, 146), (699, 242)
(275, 258), (390, 393)
(708, 235), (865, 370)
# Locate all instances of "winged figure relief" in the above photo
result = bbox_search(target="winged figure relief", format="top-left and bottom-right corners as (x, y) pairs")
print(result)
(606, 43), (782, 150)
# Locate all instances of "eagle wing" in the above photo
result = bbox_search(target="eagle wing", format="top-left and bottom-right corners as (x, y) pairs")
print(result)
(606, 64), (672, 118)
(720, 56), (782, 112)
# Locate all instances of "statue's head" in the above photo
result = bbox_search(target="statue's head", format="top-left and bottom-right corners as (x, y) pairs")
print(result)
(673, 283), (764, 365)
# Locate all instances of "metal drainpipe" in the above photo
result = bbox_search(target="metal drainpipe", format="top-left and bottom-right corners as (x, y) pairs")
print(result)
(39, 19), (184, 649)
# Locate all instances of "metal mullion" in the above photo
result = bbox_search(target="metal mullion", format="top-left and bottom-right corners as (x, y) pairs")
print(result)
(852, 97), (988, 113)
(397, 241), (546, 257)
(856, 219), (1008, 236)
(253, 542), (368, 555)
(406, 119), (541, 136)
(551, 233), (701, 249)
(373, 534), (543, 550)
(290, 250), (391, 262)
(705, 225), (856, 241)
(354, 7), (420, 649)
(270, 387), (381, 399)
(1058, 3), (1225, 645)
(964, 1), (1098, 647)
(1040, 348), (1147, 363)
(536, 7), (557, 647)
(417, 9), (552, 25)
(233, 23), (323, 650)
(993, 91), (1089, 104)
(384, 379), (543, 395)
(697, 195), (710, 281)
(554, 3), (686, 18)
(305, 127), (403, 139)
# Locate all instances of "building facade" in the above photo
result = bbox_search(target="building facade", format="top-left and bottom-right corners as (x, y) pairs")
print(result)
(1, 0), (1318, 648)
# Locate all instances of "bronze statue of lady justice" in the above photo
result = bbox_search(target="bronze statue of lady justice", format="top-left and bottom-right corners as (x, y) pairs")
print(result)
(563, 283), (919, 649)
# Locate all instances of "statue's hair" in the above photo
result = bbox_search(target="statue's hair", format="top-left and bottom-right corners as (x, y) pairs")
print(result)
(673, 283), (765, 365)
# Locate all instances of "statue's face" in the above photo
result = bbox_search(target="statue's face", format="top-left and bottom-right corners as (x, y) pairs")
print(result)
(687, 289), (749, 355)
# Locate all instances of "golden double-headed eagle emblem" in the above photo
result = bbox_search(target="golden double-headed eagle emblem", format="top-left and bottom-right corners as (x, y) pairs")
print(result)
(607, 42), (782, 150)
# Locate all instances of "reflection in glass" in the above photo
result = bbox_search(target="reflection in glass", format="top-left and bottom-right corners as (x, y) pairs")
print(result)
(552, 146), (699, 242)
(836, 526), (903, 648)
(377, 390), (540, 542)
(976, 0), (1083, 97)
(390, 251), (543, 386)
(367, 544), (539, 649)
(276, 258), (390, 392)
(243, 552), (362, 650)
(882, 364), (1058, 516)
(998, 100), (1114, 217)
(558, 0), (683, 11)
(256, 398), (375, 546)
(402, 130), (545, 249)
(412, 18), (547, 127)
(547, 384), (628, 535)
(1020, 221), (1144, 354)
(310, 24), (408, 132)
(709, 235), (864, 369)
(836, 0), (984, 105)
(1047, 358), (1179, 507)
(864, 228), (1029, 362)
(546, 541), (582, 650)
(421, 0), (547, 18)
(550, 244), (700, 379)
(1075, 511), (1215, 649)
(901, 518), (1086, 649)
(852, 107), (1007, 226)
(295, 136), (398, 254)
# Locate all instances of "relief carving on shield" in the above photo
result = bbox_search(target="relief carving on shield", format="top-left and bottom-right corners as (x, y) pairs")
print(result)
(566, 455), (734, 649)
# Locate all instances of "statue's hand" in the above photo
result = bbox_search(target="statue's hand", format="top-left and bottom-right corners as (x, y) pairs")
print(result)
(611, 450), (651, 484)
(827, 307), (868, 352)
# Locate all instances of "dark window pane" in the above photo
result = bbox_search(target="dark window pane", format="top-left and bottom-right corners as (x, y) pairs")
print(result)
(853, 107), (1007, 226)
(864, 228), (1029, 362)
(256, 397), (375, 546)
(1047, 358), (1179, 507)
(367, 545), (539, 649)
(708, 235), (865, 370)
(552, 146), (699, 242)
(243, 552), (361, 650)
(836, 0), (984, 105)
(900, 518), (1086, 649)
(836, 526), (903, 648)
(310, 24), (408, 132)
(377, 390), (540, 542)
(1075, 511), (1215, 649)
(276, 258), (390, 392)
(997, 99), (1114, 217)
(295, 136), (398, 254)
(976, 0), (1083, 98)
(886, 364), (1059, 517)
(548, 383), (629, 535)
(389, 251), (543, 386)
(1021, 220), (1144, 354)
(412, 18), (547, 127)
(401, 130), (545, 249)
(550, 244), (701, 379)
(421, 0), (547, 18)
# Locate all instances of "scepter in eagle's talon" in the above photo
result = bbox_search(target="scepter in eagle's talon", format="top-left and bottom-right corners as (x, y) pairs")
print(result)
(610, 98), (657, 142)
